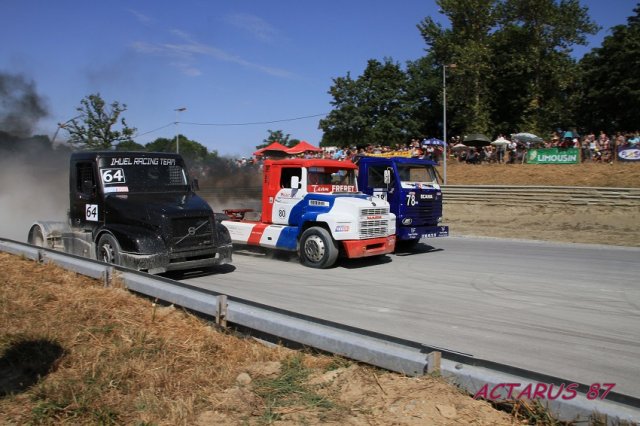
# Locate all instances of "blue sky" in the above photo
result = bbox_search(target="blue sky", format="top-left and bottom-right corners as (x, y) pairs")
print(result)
(1, 0), (636, 157)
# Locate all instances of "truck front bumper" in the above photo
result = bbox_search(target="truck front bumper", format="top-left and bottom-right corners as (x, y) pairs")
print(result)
(119, 243), (233, 274)
(341, 235), (396, 259)
(397, 225), (449, 241)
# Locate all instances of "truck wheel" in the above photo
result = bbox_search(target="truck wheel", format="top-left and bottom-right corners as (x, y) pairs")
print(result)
(28, 225), (45, 247)
(399, 239), (421, 250)
(299, 227), (339, 269)
(97, 234), (121, 265)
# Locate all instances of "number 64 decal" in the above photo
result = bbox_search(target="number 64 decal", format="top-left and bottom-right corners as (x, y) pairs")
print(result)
(86, 204), (98, 221)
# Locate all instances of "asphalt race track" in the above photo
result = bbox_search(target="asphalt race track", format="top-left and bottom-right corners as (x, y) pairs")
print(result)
(180, 236), (640, 399)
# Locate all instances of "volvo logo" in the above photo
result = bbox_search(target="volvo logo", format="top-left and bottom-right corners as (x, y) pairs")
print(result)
(175, 220), (208, 245)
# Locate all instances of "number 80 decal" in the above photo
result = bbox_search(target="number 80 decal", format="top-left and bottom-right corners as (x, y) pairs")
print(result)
(86, 204), (98, 221)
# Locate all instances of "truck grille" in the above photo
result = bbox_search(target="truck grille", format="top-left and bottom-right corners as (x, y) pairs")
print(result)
(170, 217), (214, 252)
(404, 204), (439, 226)
(360, 207), (389, 216)
(359, 207), (389, 238)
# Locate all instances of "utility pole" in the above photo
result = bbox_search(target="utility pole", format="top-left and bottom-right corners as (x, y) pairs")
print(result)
(174, 107), (186, 153)
(442, 64), (456, 185)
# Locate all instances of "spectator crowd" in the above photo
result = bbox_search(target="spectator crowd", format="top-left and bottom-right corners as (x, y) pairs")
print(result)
(234, 130), (640, 168)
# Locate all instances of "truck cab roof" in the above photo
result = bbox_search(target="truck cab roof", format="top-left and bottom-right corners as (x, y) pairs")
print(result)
(264, 158), (357, 170)
(71, 151), (183, 161)
(355, 155), (438, 167)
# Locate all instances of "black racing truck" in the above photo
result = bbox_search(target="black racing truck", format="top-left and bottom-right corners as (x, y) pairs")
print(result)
(28, 151), (232, 274)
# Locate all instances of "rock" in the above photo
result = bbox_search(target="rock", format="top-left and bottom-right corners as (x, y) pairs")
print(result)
(236, 372), (252, 385)
(436, 404), (457, 419)
(306, 368), (345, 386)
(244, 361), (281, 378)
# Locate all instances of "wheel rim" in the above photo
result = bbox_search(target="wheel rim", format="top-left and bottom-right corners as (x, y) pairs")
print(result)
(304, 235), (326, 263)
(100, 241), (116, 263)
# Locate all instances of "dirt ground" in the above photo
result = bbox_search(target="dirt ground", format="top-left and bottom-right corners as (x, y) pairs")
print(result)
(446, 203), (640, 246)
(439, 161), (640, 247)
(438, 161), (640, 188)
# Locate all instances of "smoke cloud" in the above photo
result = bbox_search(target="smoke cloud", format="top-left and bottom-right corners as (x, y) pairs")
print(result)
(0, 72), (66, 242)
(0, 72), (49, 137)
(0, 133), (69, 242)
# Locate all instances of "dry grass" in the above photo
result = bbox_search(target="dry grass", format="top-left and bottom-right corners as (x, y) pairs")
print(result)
(0, 253), (514, 425)
(0, 253), (319, 424)
(439, 161), (640, 188)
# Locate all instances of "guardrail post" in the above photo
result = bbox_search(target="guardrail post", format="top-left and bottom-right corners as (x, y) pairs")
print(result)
(216, 295), (228, 328)
(426, 351), (441, 374)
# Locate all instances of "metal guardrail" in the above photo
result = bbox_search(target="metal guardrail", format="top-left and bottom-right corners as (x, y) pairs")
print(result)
(442, 185), (640, 207)
(1, 238), (639, 423)
(197, 185), (640, 207)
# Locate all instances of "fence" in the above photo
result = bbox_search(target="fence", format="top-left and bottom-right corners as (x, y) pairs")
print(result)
(198, 185), (640, 208)
(442, 185), (640, 207)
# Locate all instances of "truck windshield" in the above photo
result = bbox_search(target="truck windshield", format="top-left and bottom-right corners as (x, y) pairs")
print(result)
(307, 167), (358, 193)
(98, 157), (189, 194)
(396, 164), (439, 187)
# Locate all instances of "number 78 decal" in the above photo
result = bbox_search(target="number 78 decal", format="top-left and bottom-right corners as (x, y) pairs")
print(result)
(405, 193), (417, 206)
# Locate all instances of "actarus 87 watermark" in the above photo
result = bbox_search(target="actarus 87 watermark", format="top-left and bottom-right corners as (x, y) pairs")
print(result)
(473, 382), (616, 401)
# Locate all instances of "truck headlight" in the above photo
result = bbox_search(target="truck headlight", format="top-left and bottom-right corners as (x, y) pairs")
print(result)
(437, 216), (443, 223)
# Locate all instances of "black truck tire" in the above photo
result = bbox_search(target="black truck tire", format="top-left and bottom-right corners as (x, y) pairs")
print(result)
(299, 226), (339, 269)
(398, 238), (421, 250)
(97, 234), (122, 265)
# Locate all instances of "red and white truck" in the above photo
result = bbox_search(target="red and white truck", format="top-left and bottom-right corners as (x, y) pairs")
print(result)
(222, 158), (396, 268)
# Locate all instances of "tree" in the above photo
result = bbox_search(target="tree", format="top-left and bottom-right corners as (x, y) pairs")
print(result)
(145, 135), (213, 166)
(65, 93), (136, 150)
(320, 58), (413, 147)
(405, 56), (444, 139)
(115, 140), (145, 151)
(255, 130), (294, 149)
(577, 2), (640, 133)
(418, 0), (498, 136)
(416, 0), (598, 137)
(491, 0), (599, 135)
(318, 72), (367, 147)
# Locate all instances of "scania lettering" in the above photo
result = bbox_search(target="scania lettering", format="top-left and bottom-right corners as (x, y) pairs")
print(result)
(28, 152), (232, 274)
(222, 158), (396, 268)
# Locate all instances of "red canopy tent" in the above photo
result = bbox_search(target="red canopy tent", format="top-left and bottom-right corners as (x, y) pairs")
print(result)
(253, 141), (289, 157)
(286, 140), (322, 155)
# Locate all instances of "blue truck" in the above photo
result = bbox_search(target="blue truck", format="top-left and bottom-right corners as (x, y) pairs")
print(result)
(354, 156), (449, 247)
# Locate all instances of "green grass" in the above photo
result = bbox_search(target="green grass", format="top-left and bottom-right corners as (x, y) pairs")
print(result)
(253, 354), (338, 423)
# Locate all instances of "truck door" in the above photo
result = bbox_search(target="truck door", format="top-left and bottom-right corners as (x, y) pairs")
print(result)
(70, 161), (102, 230)
(366, 164), (396, 205)
(272, 166), (305, 225)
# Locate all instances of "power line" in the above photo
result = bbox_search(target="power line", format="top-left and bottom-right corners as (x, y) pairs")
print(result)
(133, 123), (174, 138)
(181, 112), (329, 127)
(133, 112), (329, 138)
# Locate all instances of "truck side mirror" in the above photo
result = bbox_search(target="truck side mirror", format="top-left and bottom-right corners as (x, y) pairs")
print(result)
(290, 175), (300, 189)
(383, 169), (391, 185)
